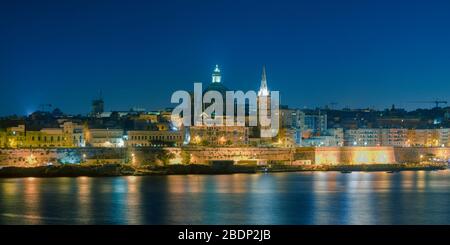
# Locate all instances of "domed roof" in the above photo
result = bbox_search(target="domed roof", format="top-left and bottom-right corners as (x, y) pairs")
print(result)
(204, 65), (229, 96)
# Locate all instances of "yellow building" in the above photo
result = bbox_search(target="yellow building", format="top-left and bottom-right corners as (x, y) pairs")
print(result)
(406, 129), (449, 147)
(1, 122), (85, 148)
(0, 131), (7, 148)
(24, 128), (74, 148)
(4, 125), (26, 148)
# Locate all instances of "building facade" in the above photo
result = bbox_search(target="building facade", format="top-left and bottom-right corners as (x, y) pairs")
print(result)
(406, 128), (450, 147)
(127, 130), (184, 147)
(189, 125), (249, 146)
(85, 129), (124, 147)
(344, 128), (407, 147)
(0, 122), (84, 148)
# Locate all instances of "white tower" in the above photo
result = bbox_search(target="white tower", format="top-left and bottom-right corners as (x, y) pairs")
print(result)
(212, 64), (221, 83)
(258, 65), (269, 96)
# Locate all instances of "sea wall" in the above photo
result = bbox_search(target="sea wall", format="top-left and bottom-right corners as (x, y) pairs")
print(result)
(308, 147), (396, 165)
(0, 148), (128, 167)
(2, 146), (449, 167)
(394, 147), (450, 163)
(171, 146), (396, 165)
(176, 147), (293, 165)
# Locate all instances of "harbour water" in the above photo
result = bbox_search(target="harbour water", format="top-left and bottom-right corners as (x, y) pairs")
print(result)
(0, 170), (450, 225)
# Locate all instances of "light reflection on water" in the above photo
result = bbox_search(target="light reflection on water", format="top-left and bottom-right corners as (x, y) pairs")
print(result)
(0, 170), (450, 224)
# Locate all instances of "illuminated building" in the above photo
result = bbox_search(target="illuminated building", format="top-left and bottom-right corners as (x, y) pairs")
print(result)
(345, 128), (382, 146)
(24, 129), (71, 148)
(302, 130), (344, 147)
(380, 128), (407, 146)
(24, 122), (84, 148)
(406, 128), (450, 147)
(4, 125), (25, 148)
(212, 64), (221, 83)
(276, 128), (297, 147)
(137, 112), (160, 123)
(257, 66), (269, 97)
(189, 125), (249, 146)
(344, 128), (407, 147)
(204, 64), (228, 95)
(257, 66), (271, 115)
(127, 130), (184, 147)
(0, 131), (6, 147)
(301, 135), (337, 147)
(300, 112), (327, 135)
(85, 128), (124, 147)
(278, 107), (303, 146)
(327, 128), (344, 146)
(256, 65), (275, 142)
(0, 122), (85, 148)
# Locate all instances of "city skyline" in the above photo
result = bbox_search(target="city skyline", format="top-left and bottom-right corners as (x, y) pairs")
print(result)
(1, 63), (450, 117)
(3, 0), (450, 115)
(2, 0), (450, 230)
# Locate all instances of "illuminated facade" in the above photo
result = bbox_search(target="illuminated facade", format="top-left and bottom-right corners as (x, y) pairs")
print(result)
(406, 128), (450, 147)
(300, 113), (328, 135)
(189, 125), (249, 146)
(380, 128), (407, 146)
(3, 125), (26, 148)
(344, 128), (407, 147)
(85, 129), (124, 147)
(127, 130), (184, 147)
(24, 129), (71, 148)
(258, 66), (269, 96)
(0, 131), (6, 147)
(0, 123), (84, 148)
(212, 64), (221, 83)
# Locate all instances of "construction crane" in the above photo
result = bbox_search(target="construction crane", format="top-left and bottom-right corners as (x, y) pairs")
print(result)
(408, 100), (448, 108)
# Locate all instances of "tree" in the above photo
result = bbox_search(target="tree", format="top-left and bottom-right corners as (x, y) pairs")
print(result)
(155, 148), (175, 165)
(181, 150), (191, 164)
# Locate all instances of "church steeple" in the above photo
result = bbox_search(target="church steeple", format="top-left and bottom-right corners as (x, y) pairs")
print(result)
(258, 65), (269, 96)
(212, 64), (221, 83)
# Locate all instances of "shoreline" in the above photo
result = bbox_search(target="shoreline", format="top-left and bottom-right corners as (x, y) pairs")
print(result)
(0, 163), (447, 178)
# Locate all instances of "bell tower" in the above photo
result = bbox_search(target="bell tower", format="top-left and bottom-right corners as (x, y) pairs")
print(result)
(212, 64), (221, 83)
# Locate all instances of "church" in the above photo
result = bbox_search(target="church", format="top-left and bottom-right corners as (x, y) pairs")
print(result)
(187, 65), (275, 146)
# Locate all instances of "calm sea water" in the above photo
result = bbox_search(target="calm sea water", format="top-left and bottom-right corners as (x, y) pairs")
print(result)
(0, 170), (450, 225)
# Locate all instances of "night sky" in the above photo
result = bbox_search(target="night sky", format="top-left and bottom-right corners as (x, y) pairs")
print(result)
(2, 0), (450, 116)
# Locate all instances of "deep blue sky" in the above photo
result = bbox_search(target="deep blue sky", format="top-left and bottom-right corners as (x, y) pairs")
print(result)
(2, 0), (450, 116)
